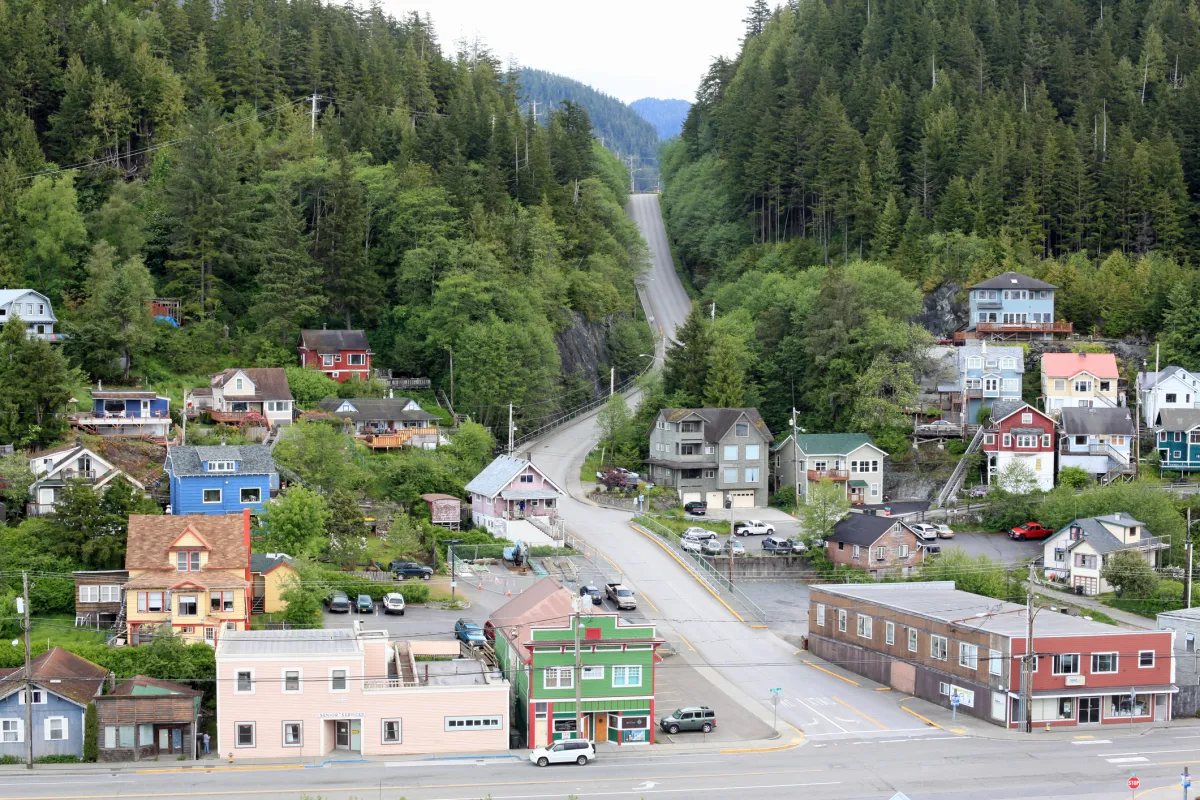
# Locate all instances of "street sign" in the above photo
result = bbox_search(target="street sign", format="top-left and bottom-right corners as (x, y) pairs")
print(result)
(769, 687), (782, 693)
(950, 695), (960, 706)
(1128, 776), (1140, 789)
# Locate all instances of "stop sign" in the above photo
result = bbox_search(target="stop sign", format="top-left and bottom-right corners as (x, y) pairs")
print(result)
(1128, 776), (1141, 789)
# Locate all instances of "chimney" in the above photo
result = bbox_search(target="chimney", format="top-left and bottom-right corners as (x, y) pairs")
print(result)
(981, 341), (987, 354)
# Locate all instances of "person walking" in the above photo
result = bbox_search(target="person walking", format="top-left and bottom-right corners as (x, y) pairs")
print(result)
(202, 732), (210, 755)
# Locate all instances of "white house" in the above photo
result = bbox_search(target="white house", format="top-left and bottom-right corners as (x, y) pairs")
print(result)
(26, 443), (145, 516)
(190, 368), (294, 428)
(1137, 366), (1200, 430)
(464, 455), (565, 544)
(0, 289), (60, 341)
(1041, 514), (1171, 595)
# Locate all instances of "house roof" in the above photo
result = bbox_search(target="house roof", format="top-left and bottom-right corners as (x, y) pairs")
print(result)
(216, 628), (363, 657)
(165, 444), (277, 477)
(0, 289), (51, 306)
(104, 675), (202, 698)
(657, 407), (774, 443)
(211, 368), (293, 401)
(490, 577), (575, 648)
(464, 455), (564, 500)
(125, 514), (249, 571)
(784, 432), (880, 457)
(970, 271), (1057, 290)
(829, 513), (909, 547)
(421, 493), (461, 503)
(299, 329), (371, 353)
(92, 390), (161, 400)
(1049, 514), (1147, 555)
(957, 343), (1025, 373)
(249, 553), (295, 575)
(1158, 409), (1200, 431)
(1059, 407), (1136, 436)
(314, 397), (438, 423)
(1041, 352), (1119, 379)
(1138, 366), (1198, 390)
(988, 399), (1032, 424)
(0, 647), (107, 707)
(123, 571), (251, 590)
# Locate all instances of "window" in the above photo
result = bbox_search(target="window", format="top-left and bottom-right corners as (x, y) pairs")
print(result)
(17, 689), (44, 705)
(80, 585), (98, 603)
(899, 544), (909, 558)
(1100, 380), (1111, 392)
(139, 723), (153, 745)
(1054, 379), (1066, 392)
(283, 722), (302, 747)
(704, 445), (715, 454)
(176, 551), (201, 571)
(240, 487), (261, 504)
(984, 434), (996, 445)
(534, 703), (548, 720)
(852, 544), (861, 559)
(1041, 434), (1052, 448)
(1, 720), (21, 743)
(178, 595), (198, 616)
(984, 378), (999, 392)
(1052, 653), (1080, 675)
(968, 357), (982, 370)
(1074, 380), (1093, 393)
(207, 460), (235, 473)
(210, 591), (235, 612)
(348, 353), (365, 366)
(679, 444), (698, 456)
(1003, 379), (1020, 392)
(445, 716), (503, 731)
(908, 629), (918, 652)
(1139, 650), (1155, 668)
(1166, 393), (1178, 403)
(322, 355), (334, 367)
(118, 726), (134, 748)
(930, 635), (948, 661)
(735, 423), (748, 437)
(857, 615), (873, 639)
(544, 666), (574, 689)
(235, 378), (244, 391)
(938, 682), (950, 696)
(838, 609), (847, 632)
(1016, 435), (1037, 448)
(202, 488), (222, 504)
(381, 719), (401, 743)
(235, 670), (255, 694)
(553, 719), (577, 733)
(1002, 434), (1012, 448)
(139, 592), (164, 613)
(875, 545), (886, 561)
(724, 445), (738, 460)
(885, 621), (895, 645)
(989, 650), (1002, 676)
(959, 643), (978, 670)
(745, 444), (760, 460)
(236, 722), (255, 748)
(37, 719), (68, 745)
(703, 469), (715, 478)
(612, 665), (642, 687)
(744, 467), (760, 482)
(581, 666), (605, 680)
(283, 669), (302, 693)
(104, 726), (116, 749)
(100, 585), (120, 602)
(519, 473), (534, 483)
(1091, 653), (1118, 674)
(723, 469), (738, 483)
(329, 668), (348, 692)
(1021, 413), (1033, 424)
(816, 603), (825, 626)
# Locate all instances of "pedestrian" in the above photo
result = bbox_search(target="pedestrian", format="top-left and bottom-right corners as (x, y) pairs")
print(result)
(202, 732), (210, 755)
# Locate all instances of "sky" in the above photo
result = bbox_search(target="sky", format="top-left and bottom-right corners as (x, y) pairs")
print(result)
(386, 0), (747, 103)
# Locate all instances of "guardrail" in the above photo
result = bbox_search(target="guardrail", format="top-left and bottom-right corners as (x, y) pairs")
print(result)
(513, 363), (656, 449)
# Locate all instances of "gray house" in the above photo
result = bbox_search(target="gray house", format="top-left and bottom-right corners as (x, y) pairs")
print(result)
(646, 408), (773, 508)
(1158, 608), (1200, 712)
(771, 432), (887, 505)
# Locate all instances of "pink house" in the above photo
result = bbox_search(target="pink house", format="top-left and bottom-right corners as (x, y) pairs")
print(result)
(464, 455), (565, 540)
(215, 627), (508, 758)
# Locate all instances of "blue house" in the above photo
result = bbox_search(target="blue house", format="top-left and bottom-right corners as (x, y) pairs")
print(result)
(1157, 409), (1200, 475)
(963, 271), (1070, 342)
(77, 387), (172, 440)
(1058, 407), (1137, 482)
(0, 647), (109, 762)
(166, 444), (279, 515)
(954, 342), (1024, 424)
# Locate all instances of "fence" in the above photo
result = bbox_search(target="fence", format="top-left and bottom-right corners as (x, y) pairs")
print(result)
(513, 359), (657, 449)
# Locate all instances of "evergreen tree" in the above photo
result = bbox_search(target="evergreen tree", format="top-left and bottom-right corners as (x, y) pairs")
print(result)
(703, 333), (747, 408)
(319, 157), (379, 329)
(252, 188), (325, 344)
(662, 306), (713, 406)
(1158, 280), (1200, 371)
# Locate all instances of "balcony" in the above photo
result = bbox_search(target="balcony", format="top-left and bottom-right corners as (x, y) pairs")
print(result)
(808, 469), (849, 481)
(209, 409), (263, 424)
(25, 503), (56, 517)
(360, 427), (440, 449)
(1127, 535), (1171, 551)
(975, 299), (1003, 308)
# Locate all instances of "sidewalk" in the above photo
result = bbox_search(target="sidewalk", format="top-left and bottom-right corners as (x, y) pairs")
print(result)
(1031, 579), (1154, 630)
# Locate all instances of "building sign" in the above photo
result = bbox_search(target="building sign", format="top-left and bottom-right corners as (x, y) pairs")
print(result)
(318, 712), (365, 719)
(949, 686), (975, 708)
(1065, 675), (1086, 687)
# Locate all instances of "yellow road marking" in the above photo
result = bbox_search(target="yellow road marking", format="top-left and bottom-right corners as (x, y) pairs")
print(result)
(640, 591), (660, 614)
(950, 728), (966, 734)
(875, 687), (892, 691)
(630, 522), (745, 623)
(678, 633), (696, 652)
(801, 659), (860, 686)
(1074, 734), (1095, 739)
(793, 649), (801, 655)
(722, 734), (807, 754)
(750, 624), (769, 629)
(1136, 786), (1184, 798)
(136, 765), (303, 774)
(898, 698), (944, 730)
(832, 695), (889, 730)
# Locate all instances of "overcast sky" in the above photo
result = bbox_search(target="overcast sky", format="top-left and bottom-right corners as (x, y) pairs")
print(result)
(387, 0), (747, 103)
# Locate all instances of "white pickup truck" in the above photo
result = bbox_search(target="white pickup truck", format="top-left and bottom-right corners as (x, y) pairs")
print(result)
(733, 520), (775, 536)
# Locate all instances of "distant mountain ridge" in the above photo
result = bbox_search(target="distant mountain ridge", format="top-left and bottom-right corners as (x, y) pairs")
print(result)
(521, 68), (659, 191)
(629, 98), (691, 140)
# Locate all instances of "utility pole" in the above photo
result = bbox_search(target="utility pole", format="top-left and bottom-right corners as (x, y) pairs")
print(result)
(22, 572), (32, 769)
(508, 404), (514, 455)
(610, 367), (615, 397)
(710, 302), (715, 321)
(447, 347), (454, 413)
(310, 93), (319, 137)
(792, 410), (800, 507)
(1023, 588), (1035, 734)
(573, 600), (584, 740)
(1188, 508), (1194, 609)
(181, 389), (188, 445)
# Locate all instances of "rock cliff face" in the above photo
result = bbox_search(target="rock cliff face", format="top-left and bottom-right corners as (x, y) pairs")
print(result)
(917, 281), (967, 337)
(555, 312), (614, 401)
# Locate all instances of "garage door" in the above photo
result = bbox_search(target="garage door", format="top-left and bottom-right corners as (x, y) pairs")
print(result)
(730, 491), (755, 509)
(705, 491), (723, 509)
(681, 492), (702, 504)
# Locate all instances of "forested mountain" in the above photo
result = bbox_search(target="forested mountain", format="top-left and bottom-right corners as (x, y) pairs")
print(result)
(0, 0), (651, 441)
(659, 0), (1200, 444)
(521, 68), (660, 190)
(630, 98), (691, 139)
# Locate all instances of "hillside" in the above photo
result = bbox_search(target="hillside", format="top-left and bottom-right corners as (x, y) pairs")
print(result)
(659, 0), (1200, 440)
(521, 68), (660, 190)
(630, 97), (691, 139)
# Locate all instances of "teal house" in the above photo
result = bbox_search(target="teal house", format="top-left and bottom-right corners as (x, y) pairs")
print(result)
(1157, 409), (1200, 474)
(488, 578), (662, 747)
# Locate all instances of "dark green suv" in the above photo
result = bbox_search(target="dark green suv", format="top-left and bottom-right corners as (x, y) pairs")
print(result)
(659, 706), (717, 734)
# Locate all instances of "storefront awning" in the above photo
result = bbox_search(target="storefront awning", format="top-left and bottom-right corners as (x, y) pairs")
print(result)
(1007, 684), (1178, 699)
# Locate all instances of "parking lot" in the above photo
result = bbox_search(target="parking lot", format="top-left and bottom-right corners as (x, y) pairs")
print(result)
(940, 530), (1045, 563)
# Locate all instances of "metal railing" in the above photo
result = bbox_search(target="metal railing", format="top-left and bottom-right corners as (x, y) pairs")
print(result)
(513, 359), (657, 449)
(933, 425), (986, 509)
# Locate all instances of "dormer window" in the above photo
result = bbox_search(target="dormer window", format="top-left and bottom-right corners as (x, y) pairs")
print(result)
(967, 357), (982, 370)
(235, 378), (244, 390)
(207, 460), (235, 473)
(1002, 358), (1016, 370)
(176, 551), (201, 571)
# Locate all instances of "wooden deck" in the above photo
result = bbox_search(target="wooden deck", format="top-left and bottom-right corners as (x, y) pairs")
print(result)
(360, 428), (439, 449)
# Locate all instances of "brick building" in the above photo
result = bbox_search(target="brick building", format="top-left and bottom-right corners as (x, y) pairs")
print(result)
(809, 582), (1176, 728)
(825, 514), (926, 577)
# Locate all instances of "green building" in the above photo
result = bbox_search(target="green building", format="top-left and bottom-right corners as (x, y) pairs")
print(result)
(489, 578), (662, 747)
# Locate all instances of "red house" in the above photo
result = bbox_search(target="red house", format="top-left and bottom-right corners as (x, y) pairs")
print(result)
(298, 329), (372, 383)
(982, 399), (1056, 492)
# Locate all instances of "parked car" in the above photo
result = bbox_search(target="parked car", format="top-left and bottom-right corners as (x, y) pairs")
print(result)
(326, 591), (351, 613)
(1009, 522), (1055, 541)
(968, 486), (990, 498)
(605, 583), (637, 610)
(682, 527), (718, 541)
(381, 593), (406, 615)
(734, 520), (775, 536)
(722, 538), (746, 556)
(580, 585), (603, 605)
(910, 523), (939, 542)
(530, 739), (595, 767)
(454, 619), (485, 647)
(683, 501), (707, 516)
(355, 594), (375, 614)
(659, 707), (717, 734)
(762, 536), (800, 554)
(681, 537), (703, 553)
(596, 467), (638, 481)
(701, 539), (722, 556)
(389, 560), (433, 580)
(935, 524), (955, 539)
(922, 543), (942, 557)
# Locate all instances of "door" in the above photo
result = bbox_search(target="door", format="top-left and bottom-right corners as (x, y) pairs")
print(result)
(705, 491), (723, 509)
(159, 729), (169, 750)
(595, 714), (608, 742)
(991, 694), (1005, 721)
(548, 743), (569, 764)
(681, 492), (701, 504)
(580, 714), (591, 741)
(1078, 697), (1101, 723)
(204, 627), (215, 645)
(171, 728), (182, 752)
(140, 400), (150, 417)
(335, 720), (350, 749)
(350, 721), (361, 751)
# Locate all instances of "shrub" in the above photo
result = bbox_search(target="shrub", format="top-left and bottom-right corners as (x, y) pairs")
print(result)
(0, 755), (21, 764)
(35, 755), (83, 763)
(84, 703), (98, 762)
(945, 439), (966, 456)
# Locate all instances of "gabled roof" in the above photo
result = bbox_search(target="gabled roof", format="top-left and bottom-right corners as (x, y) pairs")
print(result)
(299, 329), (371, 353)
(91, 389), (162, 400)
(784, 432), (881, 457)
(1048, 515), (1145, 556)
(1059, 407), (1136, 436)
(166, 444), (277, 477)
(0, 289), (51, 306)
(828, 513), (912, 547)
(211, 368), (293, 401)
(970, 271), (1057, 290)
(105, 675), (202, 698)
(489, 577), (575, 649)
(1158, 409), (1200, 431)
(1041, 352), (1119, 379)
(314, 397), (438, 423)
(957, 343), (1025, 374)
(0, 647), (107, 707)
(656, 407), (774, 443)
(988, 399), (1034, 424)
(1138, 366), (1198, 390)
(249, 553), (295, 575)
(464, 455), (564, 500)
(125, 514), (249, 571)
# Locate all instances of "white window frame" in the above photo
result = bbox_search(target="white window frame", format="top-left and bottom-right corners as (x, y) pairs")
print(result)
(899, 544), (909, 558)
(581, 665), (605, 680)
(838, 609), (847, 632)
(329, 667), (349, 693)
(1090, 652), (1118, 674)
(235, 721), (256, 748)
(885, 621), (895, 645)
(857, 615), (873, 639)
(1139, 650), (1155, 668)
(723, 445), (738, 461)
(989, 649), (1002, 675)
(984, 433), (995, 445)
(744, 467), (760, 483)
(207, 460), (235, 473)
(930, 635), (948, 661)
(240, 487), (261, 504)
(745, 444), (760, 460)
(1, 719), (23, 743)
(816, 603), (825, 627)
(234, 669), (255, 695)
(959, 643), (978, 670)
(908, 628), (918, 652)
(875, 545), (886, 561)
(202, 488), (222, 504)
(79, 585), (98, 603)
(444, 716), (503, 732)
(322, 354), (335, 367)
(177, 594), (198, 617)
(100, 585), (120, 602)
(348, 353), (366, 366)
(282, 667), (303, 694)
(544, 666), (574, 690)
(723, 469), (738, 483)
(381, 718), (401, 743)
(612, 665), (642, 687)
(18, 689), (45, 705)
(282, 721), (303, 747)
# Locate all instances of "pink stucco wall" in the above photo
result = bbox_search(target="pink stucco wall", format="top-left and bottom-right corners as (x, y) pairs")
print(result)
(470, 465), (560, 521)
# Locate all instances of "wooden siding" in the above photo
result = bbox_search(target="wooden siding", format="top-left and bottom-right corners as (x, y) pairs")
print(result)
(170, 473), (272, 515)
(0, 689), (88, 760)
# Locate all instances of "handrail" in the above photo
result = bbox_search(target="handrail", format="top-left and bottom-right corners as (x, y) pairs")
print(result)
(513, 358), (656, 449)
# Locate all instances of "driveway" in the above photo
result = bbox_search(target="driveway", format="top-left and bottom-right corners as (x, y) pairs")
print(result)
(943, 531), (1044, 563)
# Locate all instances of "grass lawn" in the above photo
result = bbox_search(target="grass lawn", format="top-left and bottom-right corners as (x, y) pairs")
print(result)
(579, 447), (606, 483)
(28, 614), (107, 648)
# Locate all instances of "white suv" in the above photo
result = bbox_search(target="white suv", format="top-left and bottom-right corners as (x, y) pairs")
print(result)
(910, 523), (939, 542)
(531, 739), (595, 767)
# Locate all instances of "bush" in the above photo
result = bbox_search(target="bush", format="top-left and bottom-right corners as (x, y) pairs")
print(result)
(1157, 580), (1185, 603)
(34, 755), (83, 763)
(0, 755), (21, 764)
(314, 570), (430, 603)
(945, 439), (966, 456)
(83, 703), (98, 762)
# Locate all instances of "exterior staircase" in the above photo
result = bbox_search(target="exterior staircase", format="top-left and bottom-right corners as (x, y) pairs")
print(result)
(933, 426), (986, 509)
(106, 595), (127, 646)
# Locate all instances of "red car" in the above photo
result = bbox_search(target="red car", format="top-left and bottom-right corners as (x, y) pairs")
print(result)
(1009, 522), (1055, 540)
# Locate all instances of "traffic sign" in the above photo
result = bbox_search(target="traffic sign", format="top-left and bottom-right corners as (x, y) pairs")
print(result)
(1128, 776), (1140, 790)
(769, 687), (782, 693)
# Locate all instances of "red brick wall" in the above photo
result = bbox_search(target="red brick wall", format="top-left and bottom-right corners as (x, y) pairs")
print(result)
(1009, 632), (1172, 692)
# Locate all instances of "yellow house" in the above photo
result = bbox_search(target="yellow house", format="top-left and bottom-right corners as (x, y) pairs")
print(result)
(1040, 352), (1121, 415)
(249, 553), (298, 613)
(123, 511), (252, 647)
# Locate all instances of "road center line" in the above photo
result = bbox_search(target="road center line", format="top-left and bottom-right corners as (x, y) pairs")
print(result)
(832, 696), (890, 730)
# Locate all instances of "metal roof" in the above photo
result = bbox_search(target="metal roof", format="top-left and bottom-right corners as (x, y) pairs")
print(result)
(464, 455), (563, 499)
(166, 444), (277, 477)
(970, 271), (1058, 290)
(298, 329), (371, 353)
(217, 629), (363, 657)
